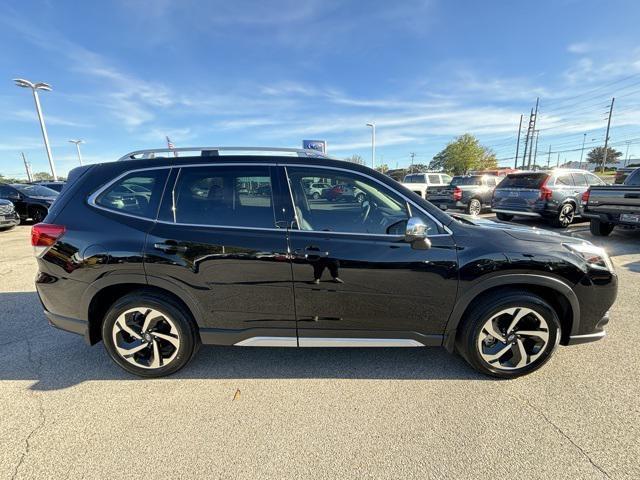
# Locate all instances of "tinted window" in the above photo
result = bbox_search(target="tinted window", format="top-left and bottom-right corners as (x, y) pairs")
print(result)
(571, 173), (588, 186)
(485, 177), (498, 186)
(555, 174), (574, 186)
(441, 174), (453, 184)
(626, 169), (640, 186)
(428, 174), (441, 184)
(0, 185), (14, 198)
(496, 173), (548, 189)
(451, 176), (482, 186)
(404, 174), (425, 183)
(96, 170), (168, 218)
(172, 166), (275, 228)
(287, 167), (438, 235)
(12, 184), (59, 196)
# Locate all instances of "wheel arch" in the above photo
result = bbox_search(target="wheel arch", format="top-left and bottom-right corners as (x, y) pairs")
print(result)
(443, 274), (579, 352)
(85, 277), (202, 345)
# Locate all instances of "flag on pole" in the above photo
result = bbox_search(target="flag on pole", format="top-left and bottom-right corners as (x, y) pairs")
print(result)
(166, 136), (178, 157)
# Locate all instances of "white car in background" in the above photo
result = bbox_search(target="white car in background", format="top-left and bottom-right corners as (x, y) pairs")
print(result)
(305, 182), (331, 199)
(401, 172), (452, 199)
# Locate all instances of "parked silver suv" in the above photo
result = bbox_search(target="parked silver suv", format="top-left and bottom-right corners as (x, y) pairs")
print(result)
(492, 169), (604, 227)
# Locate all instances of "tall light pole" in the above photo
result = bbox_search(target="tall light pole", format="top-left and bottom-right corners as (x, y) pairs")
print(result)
(579, 133), (587, 169)
(69, 139), (84, 166)
(13, 78), (57, 181)
(624, 140), (631, 167)
(366, 122), (376, 169)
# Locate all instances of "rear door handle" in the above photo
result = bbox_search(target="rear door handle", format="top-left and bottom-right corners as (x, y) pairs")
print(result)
(153, 242), (187, 253)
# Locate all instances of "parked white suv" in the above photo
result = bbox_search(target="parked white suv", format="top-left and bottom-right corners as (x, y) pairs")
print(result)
(305, 182), (331, 200)
(401, 173), (452, 199)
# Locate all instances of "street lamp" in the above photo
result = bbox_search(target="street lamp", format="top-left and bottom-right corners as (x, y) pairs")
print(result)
(69, 139), (84, 166)
(13, 78), (57, 181)
(366, 122), (376, 169)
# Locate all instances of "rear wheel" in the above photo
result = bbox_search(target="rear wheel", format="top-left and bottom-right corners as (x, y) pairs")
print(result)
(456, 291), (560, 378)
(102, 291), (199, 378)
(551, 203), (575, 228)
(467, 198), (482, 216)
(590, 219), (614, 236)
(312, 192), (320, 200)
(496, 212), (514, 221)
(30, 207), (47, 224)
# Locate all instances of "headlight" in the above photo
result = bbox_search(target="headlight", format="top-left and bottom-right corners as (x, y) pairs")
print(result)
(563, 242), (614, 272)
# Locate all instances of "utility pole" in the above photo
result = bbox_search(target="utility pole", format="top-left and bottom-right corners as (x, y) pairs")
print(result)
(579, 133), (587, 169)
(601, 97), (615, 173)
(556, 153), (560, 168)
(532, 130), (540, 168)
(624, 140), (631, 167)
(527, 97), (539, 169)
(514, 114), (523, 169)
(366, 122), (376, 169)
(546, 145), (552, 168)
(410, 152), (416, 173)
(21, 152), (33, 182)
(521, 108), (534, 170)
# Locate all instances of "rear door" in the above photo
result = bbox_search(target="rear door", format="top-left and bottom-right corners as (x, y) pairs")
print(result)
(492, 173), (548, 212)
(144, 163), (296, 345)
(282, 165), (458, 346)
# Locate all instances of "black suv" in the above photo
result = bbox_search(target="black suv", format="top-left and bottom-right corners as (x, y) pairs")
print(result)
(34, 147), (617, 379)
(427, 174), (499, 216)
(0, 183), (58, 223)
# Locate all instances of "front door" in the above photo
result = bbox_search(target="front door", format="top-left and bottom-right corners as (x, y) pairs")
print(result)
(283, 165), (458, 347)
(144, 164), (296, 346)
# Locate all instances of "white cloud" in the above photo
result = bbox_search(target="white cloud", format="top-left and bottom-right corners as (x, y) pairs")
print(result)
(567, 42), (590, 54)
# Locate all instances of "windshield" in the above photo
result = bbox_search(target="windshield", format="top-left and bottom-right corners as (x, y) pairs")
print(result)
(12, 184), (59, 196)
(451, 176), (482, 186)
(496, 173), (548, 189)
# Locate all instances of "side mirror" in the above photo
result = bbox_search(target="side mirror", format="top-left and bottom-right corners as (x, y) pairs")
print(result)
(8, 193), (21, 201)
(405, 217), (432, 249)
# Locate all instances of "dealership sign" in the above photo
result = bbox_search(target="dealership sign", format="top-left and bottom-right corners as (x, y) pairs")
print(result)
(303, 140), (327, 154)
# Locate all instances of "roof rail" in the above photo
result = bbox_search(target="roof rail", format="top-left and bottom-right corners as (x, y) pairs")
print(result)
(117, 146), (329, 162)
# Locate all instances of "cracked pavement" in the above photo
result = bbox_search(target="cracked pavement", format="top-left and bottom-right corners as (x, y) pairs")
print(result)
(1, 222), (639, 479)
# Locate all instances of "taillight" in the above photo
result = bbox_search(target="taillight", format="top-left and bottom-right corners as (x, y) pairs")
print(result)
(453, 187), (462, 201)
(31, 223), (65, 256)
(581, 190), (590, 203)
(539, 176), (552, 200)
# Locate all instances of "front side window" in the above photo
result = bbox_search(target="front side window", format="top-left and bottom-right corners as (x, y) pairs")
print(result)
(286, 167), (439, 236)
(586, 174), (605, 186)
(172, 166), (275, 228)
(96, 170), (168, 219)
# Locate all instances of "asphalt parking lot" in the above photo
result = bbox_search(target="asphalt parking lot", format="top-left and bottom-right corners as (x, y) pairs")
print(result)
(1, 219), (639, 479)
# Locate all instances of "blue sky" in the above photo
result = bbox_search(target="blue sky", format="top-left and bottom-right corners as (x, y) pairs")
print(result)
(2, 0), (640, 178)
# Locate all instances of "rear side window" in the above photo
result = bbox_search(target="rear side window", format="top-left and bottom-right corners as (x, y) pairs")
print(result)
(404, 174), (425, 183)
(172, 166), (275, 228)
(451, 176), (482, 186)
(428, 174), (441, 184)
(496, 173), (548, 189)
(571, 173), (588, 186)
(586, 174), (604, 186)
(95, 170), (168, 219)
(554, 174), (574, 186)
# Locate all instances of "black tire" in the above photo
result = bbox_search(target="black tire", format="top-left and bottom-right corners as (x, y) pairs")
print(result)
(466, 198), (482, 216)
(30, 207), (47, 224)
(312, 192), (320, 200)
(496, 212), (514, 221)
(456, 291), (561, 379)
(590, 219), (614, 236)
(550, 203), (575, 228)
(101, 291), (199, 378)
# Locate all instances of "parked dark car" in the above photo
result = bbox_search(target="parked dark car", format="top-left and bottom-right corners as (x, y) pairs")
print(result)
(0, 183), (58, 223)
(31, 181), (66, 193)
(613, 167), (638, 184)
(491, 169), (604, 227)
(0, 198), (20, 230)
(322, 183), (365, 203)
(34, 147), (617, 379)
(427, 174), (499, 216)
(581, 167), (640, 236)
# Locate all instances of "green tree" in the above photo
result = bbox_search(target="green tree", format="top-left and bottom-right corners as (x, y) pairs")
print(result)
(375, 164), (389, 173)
(406, 163), (430, 174)
(32, 171), (54, 181)
(586, 146), (622, 167)
(430, 134), (497, 175)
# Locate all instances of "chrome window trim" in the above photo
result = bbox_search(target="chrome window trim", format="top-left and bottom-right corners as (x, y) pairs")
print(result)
(283, 164), (451, 237)
(87, 162), (453, 238)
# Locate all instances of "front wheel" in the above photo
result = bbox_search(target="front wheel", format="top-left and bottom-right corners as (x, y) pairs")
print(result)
(312, 192), (320, 200)
(30, 207), (47, 224)
(590, 219), (614, 236)
(102, 291), (199, 378)
(456, 292), (561, 378)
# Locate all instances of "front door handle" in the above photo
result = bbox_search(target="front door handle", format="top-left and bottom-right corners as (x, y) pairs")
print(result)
(153, 242), (187, 253)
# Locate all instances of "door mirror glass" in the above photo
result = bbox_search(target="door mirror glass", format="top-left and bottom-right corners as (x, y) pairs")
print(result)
(405, 216), (430, 246)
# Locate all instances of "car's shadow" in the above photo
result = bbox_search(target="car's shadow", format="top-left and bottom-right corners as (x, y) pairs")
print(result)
(0, 292), (487, 391)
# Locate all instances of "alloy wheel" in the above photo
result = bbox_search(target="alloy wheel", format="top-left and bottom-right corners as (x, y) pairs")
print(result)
(112, 307), (180, 369)
(477, 307), (550, 371)
(558, 204), (575, 227)
(468, 199), (482, 216)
